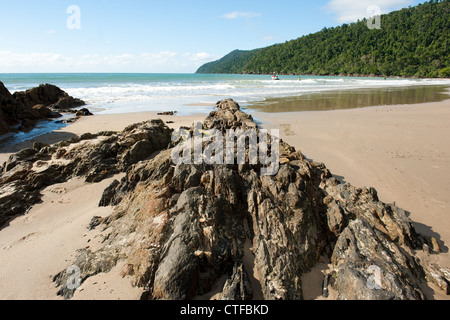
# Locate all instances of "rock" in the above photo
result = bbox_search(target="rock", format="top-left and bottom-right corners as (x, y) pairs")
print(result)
(119, 140), (154, 170)
(425, 264), (450, 295)
(157, 111), (176, 116)
(1, 98), (441, 301)
(0, 81), (24, 134)
(120, 264), (135, 278)
(80, 132), (97, 141)
(0, 81), (84, 134)
(330, 217), (424, 300)
(18, 119), (37, 131)
(220, 264), (253, 300)
(33, 141), (50, 151)
(430, 237), (441, 253)
(76, 108), (93, 117)
(13, 84), (85, 110)
(0, 118), (9, 135)
(88, 216), (104, 231)
(98, 179), (121, 207)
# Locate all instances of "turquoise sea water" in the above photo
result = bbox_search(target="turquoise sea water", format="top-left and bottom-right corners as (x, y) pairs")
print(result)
(2, 73), (450, 115)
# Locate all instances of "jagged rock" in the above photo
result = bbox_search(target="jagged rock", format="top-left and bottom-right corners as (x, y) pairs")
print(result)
(98, 179), (121, 207)
(0, 81), (83, 134)
(13, 84), (85, 110)
(53, 249), (120, 300)
(425, 264), (450, 295)
(220, 264), (253, 300)
(75, 108), (93, 117)
(33, 141), (50, 151)
(79, 132), (97, 141)
(0, 81), (25, 133)
(430, 237), (441, 253)
(50, 99), (443, 301)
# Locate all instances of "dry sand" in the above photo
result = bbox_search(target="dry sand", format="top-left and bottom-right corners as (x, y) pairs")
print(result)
(1, 96), (450, 300)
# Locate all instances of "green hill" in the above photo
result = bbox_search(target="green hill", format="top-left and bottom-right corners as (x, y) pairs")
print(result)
(196, 49), (262, 74)
(197, 0), (450, 78)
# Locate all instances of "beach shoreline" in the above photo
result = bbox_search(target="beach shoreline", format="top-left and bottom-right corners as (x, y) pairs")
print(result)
(1, 93), (450, 300)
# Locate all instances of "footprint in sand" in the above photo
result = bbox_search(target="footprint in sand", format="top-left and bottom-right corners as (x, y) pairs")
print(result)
(57, 198), (71, 204)
(48, 186), (67, 194)
(3, 232), (41, 250)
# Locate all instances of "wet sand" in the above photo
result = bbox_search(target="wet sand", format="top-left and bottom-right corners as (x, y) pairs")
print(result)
(247, 85), (449, 113)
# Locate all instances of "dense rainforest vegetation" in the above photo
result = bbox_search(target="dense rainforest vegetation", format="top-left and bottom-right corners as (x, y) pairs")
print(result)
(197, 0), (450, 78)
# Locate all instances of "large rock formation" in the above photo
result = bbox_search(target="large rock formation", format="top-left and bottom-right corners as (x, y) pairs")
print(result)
(13, 84), (85, 110)
(0, 98), (448, 300)
(46, 99), (448, 300)
(0, 81), (86, 134)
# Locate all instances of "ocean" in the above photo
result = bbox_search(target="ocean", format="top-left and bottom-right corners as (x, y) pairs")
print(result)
(2, 73), (450, 115)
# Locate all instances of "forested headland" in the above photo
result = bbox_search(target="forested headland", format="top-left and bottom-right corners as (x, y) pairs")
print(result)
(197, 0), (450, 78)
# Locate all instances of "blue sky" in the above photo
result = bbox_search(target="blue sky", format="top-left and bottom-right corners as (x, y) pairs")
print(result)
(0, 0), (425, 73)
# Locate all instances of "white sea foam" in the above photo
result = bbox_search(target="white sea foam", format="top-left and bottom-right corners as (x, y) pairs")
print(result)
(4, 73), (449, 115)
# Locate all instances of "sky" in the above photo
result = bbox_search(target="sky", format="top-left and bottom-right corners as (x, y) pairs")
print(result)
(0, 0), (426, 73)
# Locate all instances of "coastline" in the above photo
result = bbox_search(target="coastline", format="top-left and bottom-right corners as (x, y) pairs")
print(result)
(1, 92), (450, 300)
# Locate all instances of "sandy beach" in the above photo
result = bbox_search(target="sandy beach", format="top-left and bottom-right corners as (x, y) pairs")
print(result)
(1, 95), (450, 300)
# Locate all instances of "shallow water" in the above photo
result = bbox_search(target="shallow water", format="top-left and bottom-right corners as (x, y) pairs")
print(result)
(246, 85), (450, 113)
(0, 116), (73, 149)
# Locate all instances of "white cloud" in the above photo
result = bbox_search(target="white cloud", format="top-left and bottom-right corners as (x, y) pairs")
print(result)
(0, 50), (218, 73)
(222, 11), (262, 19)
(187, 52), (216, 61)
(262, 35), (274, 41)
(324, 0), (412, 23)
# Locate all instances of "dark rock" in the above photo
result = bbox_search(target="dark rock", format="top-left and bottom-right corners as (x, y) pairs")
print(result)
(0, 81), (84, 134)
(33, 141), (50, 151)
(13, 84), (85, 110)
(98, 179), (121, 207)
(425, 264), (450, 295)
(75, 108), (93, 117)
(0, 81), (23, 134)
(220, 264), (253, 300)
(88, 216), (104, 231)
(18, 119), (37, 131)
(79, 133), (97, 141)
